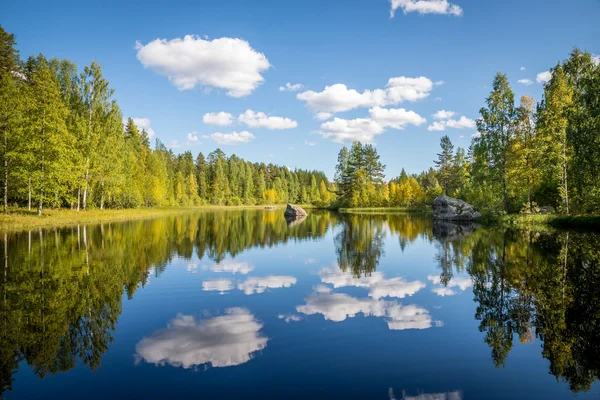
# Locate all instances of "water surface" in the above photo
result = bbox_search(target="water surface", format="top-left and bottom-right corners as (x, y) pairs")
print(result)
(2, 210), (599, 399)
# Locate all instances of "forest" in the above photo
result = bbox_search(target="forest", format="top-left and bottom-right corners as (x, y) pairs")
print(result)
(332, 48), (600, 215)
(0, 26), (331, 215)
(2, 22), (600, 217)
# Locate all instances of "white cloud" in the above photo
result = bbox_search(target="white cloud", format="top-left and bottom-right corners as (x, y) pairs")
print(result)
(131, 117), (156, 139)
(593, 55), (600, 66)
(204, 260), (254, 275)
(319, 117), (385, 144)
(536, 70), (552, 84)
(134, 308), (268, 369)
(319, 106), (426, 143)
(319, 267), (425, 299)
(520, 66), (526, 71)
(297, 76), (435, 116)
(210, 131), (255, 145)
(427, 116), (475, 131)
(297, 292), (437, 330)
(399, 390), (463, 400)
(186, 132), (201, 146)
(304, 141), (317, 147)
(279, 82), (303, 92)
(472, 132), (481, 138)
(390, 0), (464, 17)
(432, 287), (456, 296)
(432, 110), (456, 120)
(518, 79), (533, 86)
(135, 35), (270, 97)
(203, 112), (234, 126)
(315, 112), (334, 121)
(435, 97), (442, 101)
(313, 284), (333, 294)
(237, 276), (297, 295)
(238, 109), (298, 130)
(369, 106), (427, 129)
(202, 279), (233, 293)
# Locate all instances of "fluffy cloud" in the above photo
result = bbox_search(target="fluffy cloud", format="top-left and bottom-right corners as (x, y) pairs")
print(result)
(130, 117), (156, 139)
(297, 292), (437, 330)
(237, 276), (297, 295)
(238, 109), (298, 130)
(369, 106), (427, 129)
(319, 106), (426, 143)
(319, 117), (385, 143)
(203, 112), (234, 126)
(396, 390), (463, 400)
(427, 116), (475, 131)
(520, 66), (526, 71)
(202, 279), (233, 293)
(390, 0), (464, 17)
(518, 79), (533, 86)
(186, 132), (201, 146)
(135, 35), (270, 97)
(432, 110), (456, 120)
(210, 131), (255, 145)
(204, 260), (254, 275)
(297, 76), (435, 116)
(536, 70), (552, 84)
(304, 141), (317, 147)
(319, 267), (425, 299)
(593, 55), (600, 66)
(279, 82), (303, 92)
(134, 308), (268, 369)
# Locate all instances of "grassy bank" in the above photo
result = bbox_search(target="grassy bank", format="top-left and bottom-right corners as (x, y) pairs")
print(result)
(479, 213), (600, 231)
(336, 206), (430, 214)
(0, 204), (300, 232)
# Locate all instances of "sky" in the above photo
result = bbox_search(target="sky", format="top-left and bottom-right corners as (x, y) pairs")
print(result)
(3, 0), (599, 179)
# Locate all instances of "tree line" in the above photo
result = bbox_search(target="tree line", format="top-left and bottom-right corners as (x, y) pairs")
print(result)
(0, 26), (332, 215)
(333, 48), (600, 215)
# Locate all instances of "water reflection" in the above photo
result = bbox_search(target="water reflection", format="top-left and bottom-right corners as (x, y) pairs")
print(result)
(1, 211), (600, 396)
(390, 389), (463, 400)
(134, 308), (268, 369)
(296, 292), (439, 330)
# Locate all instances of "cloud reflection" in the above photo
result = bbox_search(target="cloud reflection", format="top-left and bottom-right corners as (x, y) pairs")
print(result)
(202, 279), (233, 293)
(237, 276), (297, 295)
(135, 308), (268, 369)
(296, 292), (438, 330)
(204, 259), (254, 274)
(427, 275), (473, 296)
(320, 266), (425, 299)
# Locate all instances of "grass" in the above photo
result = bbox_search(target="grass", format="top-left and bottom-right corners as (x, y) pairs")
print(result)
(478, 212), (600, 231)
(336, 206), (430, 214)
(0, 204), (295, 232)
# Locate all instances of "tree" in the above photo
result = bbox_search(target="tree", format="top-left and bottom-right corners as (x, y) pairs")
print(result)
(476, 73), (516, 212)
(537, 65), (574, 214)
(0, 26), (19, 78)
(434, 135), (454, 195)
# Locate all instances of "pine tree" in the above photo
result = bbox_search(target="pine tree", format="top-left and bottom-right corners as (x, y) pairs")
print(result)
(434, 135), (454, 195)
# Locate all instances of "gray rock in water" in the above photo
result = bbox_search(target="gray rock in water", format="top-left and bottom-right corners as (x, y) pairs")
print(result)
(284, 204), (308, 218)
(432, 195), (481, 221)
(433, 221), (479, 242)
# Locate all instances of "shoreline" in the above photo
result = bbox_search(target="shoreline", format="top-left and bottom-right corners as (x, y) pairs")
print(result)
(0, 205), (313, 233)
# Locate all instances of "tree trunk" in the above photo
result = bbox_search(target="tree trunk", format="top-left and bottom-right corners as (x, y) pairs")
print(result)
(76, 186), (81, 212)
(82, 162), (89, 210)
(38, 110), (46, 217)
(28, 178), (31, 211)
(100, 181), (104, 210)
(3, 130), (7, 213)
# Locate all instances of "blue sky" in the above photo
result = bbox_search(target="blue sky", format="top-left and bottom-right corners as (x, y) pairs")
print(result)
(4, 0), (599, 179)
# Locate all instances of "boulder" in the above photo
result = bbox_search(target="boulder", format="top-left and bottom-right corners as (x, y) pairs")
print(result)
(433, 221), (479, 242)
(432, 195), (481, 221)
(286, 215), (307, 227)
(284, 204), (308, 218)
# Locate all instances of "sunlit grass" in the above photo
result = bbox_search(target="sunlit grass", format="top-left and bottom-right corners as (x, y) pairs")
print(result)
(0, 204), (297, 232)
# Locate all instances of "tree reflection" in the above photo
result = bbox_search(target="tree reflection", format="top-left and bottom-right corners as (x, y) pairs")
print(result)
(334, 214), (386, 277)
(0, 210), (332, 396)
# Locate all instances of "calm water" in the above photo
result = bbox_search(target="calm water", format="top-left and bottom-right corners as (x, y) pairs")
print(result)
(1, 210), (600, 399)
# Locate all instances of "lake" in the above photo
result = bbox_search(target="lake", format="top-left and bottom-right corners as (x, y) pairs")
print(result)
(2, 210), (599, 399)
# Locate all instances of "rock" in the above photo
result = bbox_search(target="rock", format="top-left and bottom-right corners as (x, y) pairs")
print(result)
(284, 204), (308, 218)
(432, 195), (481, 221)
(286, 215), (307, 227)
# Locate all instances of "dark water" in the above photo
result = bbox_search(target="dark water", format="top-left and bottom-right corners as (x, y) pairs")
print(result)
(1, 210), (600, 399)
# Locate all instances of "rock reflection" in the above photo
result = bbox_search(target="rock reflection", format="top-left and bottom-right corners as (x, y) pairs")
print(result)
(389, 388), (462, 400)
(135, 308), (267, 369)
